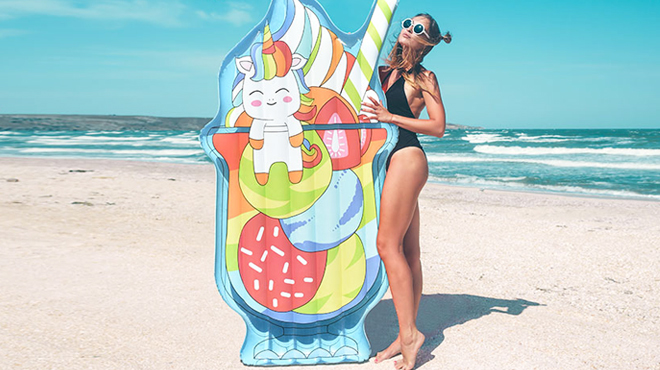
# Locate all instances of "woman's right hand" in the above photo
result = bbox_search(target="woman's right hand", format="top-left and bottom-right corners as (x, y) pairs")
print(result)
(361, 96), (395, 124)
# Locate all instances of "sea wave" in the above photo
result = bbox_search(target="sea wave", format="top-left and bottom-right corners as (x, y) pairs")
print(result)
(463, 133), (570, 144)
(0, 131), (23, 136)
(15, 132), (199, 149)
(160, 136), (199, 145)
(427, 154), (660, 170)
(20, 148), (202, 156)
(473, 145), (660, 157)
(26, 137), (150, 145)
(463, 133), (505, 144)
(428, 174), (660, 200)
(3, 128), (659, 200)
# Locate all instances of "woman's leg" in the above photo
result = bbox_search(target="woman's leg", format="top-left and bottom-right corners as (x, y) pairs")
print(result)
(375, 203), (424, 363)
(404, 202), (424, 318)
(374, 148), (427, 370)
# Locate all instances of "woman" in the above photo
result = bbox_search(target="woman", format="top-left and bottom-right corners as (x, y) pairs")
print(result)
(362, 13), (451, 370)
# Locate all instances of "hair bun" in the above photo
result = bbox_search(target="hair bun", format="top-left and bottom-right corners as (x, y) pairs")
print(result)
(442, 32), (452, 44)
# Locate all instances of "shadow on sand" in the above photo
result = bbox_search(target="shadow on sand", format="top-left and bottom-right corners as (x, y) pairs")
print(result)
(365, 294), (541, 367)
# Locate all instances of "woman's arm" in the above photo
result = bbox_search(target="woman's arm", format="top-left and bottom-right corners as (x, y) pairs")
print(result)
(363, 71), (446, 138)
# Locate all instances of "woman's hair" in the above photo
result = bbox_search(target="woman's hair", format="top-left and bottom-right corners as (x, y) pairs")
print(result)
(384, 13), (451, 93)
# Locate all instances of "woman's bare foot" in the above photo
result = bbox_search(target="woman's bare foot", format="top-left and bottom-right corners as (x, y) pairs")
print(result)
(394, 330), (425, 370)
(374, 337), (401, 363)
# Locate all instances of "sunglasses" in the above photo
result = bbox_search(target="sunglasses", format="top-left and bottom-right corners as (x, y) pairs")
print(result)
(401, 18), (429, 38)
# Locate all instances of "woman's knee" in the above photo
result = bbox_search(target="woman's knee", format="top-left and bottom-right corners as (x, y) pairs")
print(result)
(376, 235), (402, 261)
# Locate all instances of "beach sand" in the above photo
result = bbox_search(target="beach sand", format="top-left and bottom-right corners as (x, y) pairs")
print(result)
(1, 157), (659, 370)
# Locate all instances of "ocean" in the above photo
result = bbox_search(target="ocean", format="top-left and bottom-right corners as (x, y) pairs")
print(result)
(1, 129), (658, 201)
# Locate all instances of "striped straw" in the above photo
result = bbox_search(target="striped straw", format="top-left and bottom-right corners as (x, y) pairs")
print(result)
(341, 0), (399, 111)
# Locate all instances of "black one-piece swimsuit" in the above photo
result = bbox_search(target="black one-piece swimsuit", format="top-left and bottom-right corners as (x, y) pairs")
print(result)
(383, 73), (425, 170)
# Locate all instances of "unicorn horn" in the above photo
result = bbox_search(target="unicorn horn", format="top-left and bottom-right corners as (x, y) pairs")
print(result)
(261, 23), (279, 79)
(262, 23), (276, 54)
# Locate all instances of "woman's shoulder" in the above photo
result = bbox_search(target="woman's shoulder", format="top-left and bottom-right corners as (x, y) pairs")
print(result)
(418, 66), (436, 80)
(417, 67), (439, 88)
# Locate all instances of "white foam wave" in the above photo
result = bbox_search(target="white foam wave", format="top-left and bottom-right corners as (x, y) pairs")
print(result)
(160, 136), (200, 145)
(83, 131), (127, 135)
(427, 154), (660, 170)
(25, 132), (199, 146)
(0, 130), (209, 164)
(21, 148), (202, 156)
(26, 136), (150, 145)
(491, 176), (528, 181)
(514, 133), (570, 142)
(463, 133), (570, 144)
(0, 152), (205, 165)
(474, 145), (660, 157)
(25, 134), (200, 147)
(428, 175), (660, 200)
(463, 133), (504, 144)
(77, 135), (147, 141)
(419, 136), (440, 143)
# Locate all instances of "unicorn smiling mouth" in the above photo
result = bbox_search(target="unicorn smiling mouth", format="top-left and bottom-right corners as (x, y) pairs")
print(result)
(267, 102), (277, 106)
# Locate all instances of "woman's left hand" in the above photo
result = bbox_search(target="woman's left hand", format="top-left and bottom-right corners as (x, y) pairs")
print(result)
(361, 96), (395, 124)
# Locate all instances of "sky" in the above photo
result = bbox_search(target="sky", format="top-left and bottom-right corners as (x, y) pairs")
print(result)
(1, 0), (659, 129)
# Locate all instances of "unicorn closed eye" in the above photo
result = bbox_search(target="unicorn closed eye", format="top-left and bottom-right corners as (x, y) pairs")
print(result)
(235, 24), (309, 185)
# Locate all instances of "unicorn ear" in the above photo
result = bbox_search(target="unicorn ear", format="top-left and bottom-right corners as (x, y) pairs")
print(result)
(290, 54), (307, 70)
(236, 55), (255, 78)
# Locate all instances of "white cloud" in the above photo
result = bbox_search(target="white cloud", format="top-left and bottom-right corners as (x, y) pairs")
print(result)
(196, 2), (254, 27)
(95, 48), (228, 74)
(0, 28), (30, 38)
(0, 0), (187, 27)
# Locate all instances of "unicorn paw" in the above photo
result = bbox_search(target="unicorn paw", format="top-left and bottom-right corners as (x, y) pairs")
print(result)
(289, 133), (304, 147)
(250, 138), (264, 150)
(288, 171), (303, 184)
(256, 173), (269, 185)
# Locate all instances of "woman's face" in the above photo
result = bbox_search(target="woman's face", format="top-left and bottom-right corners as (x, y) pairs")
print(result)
(397, 16), (430, 51)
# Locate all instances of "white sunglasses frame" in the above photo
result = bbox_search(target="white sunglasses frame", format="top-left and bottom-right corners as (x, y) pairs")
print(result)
(401, 18), (430, 39)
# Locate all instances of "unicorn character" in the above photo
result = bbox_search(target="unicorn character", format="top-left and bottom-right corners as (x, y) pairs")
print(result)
(235, 24), (309, 185)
